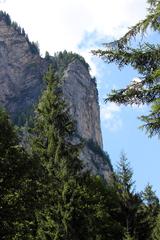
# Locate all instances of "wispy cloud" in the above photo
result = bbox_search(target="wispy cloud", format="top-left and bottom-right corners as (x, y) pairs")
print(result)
(0, 0), (6, 3)
(77, 31), (112, 76)
(0, 0), (147, 78)
(100, 102), (122, 132)
(0, 0), (147, 55)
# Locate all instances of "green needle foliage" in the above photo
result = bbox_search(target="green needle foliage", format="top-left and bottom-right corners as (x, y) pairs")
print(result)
(92, 0), (160, 138)
(151, 213), (160, 239)
(31, 66), (119, 239)
(30, 66), (124, 240)
(31, 66), (84, 239)
(0, 108), (39, 239)
(142, 184), (160, 239)
(1, 63), (159, 239)
(112, 153), (159, 240)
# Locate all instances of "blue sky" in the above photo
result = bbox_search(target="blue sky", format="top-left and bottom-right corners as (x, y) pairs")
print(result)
(0, 0), (159, 196)
(78, 32), (160, 196)
(96, 59), (160, 196)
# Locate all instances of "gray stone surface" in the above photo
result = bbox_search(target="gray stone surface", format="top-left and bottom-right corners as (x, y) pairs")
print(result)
(0, 19), (46, 119)
(63, 59), (103, 148)
(0, 17), (112, 180)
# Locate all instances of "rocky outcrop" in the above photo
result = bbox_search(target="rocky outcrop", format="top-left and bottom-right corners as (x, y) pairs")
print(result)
(0, 16), (47, 120)
(62, 60), (112, 180)
(0, 12), (113, 180)
(63, 59), (103, 148)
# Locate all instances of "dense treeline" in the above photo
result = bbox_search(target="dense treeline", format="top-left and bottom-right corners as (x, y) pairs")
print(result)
(45, 50), (90, 75)
(0, 66), (159, 239)
(0, 11), (40, 55)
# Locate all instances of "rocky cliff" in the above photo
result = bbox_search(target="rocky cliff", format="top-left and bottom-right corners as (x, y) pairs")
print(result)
(63, 59), (103, 148)
(0, 12), (112, 180)
(0, 12), (47, 121)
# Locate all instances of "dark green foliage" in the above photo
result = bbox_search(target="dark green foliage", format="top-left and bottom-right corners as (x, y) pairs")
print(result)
(112, 153), (159, 240)
(112, 153), (141, 239)
(70, 175), (123, 240)
(0, 108), (39, 239)
(30, 67), (122, 239)
(92, 0), (160, 137)
(142, 184), (160, 238)
(28, 41), (40, 55)
(0, 98), (159, 239)
(0, 47), (159, 238)
(30, 67), (159, 239)
(0, 11), (11, 25)
(31, 67), (85, 239)
(151, 213), (160, 239)
(45, 50), (90, 76)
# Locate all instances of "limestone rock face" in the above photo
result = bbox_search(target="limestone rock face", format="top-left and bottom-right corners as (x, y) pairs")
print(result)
(62, 60), (112, 180)
(0, 19), (47, 120)
(63, 59), (103, 148)
(0, 14), (112, 180)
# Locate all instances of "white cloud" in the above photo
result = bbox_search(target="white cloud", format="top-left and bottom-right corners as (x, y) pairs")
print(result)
(100, 102), (122, 132)
(0, 0), (147, 58)
(0, 0), (148, 129)
(0, 0), (148, 78)
(101, 102), (120, 120)
(132, 77), (142, 83)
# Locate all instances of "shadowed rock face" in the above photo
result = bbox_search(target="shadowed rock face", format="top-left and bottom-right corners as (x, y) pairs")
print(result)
(0, 14), (113, 180)
(0, 18), (48, 120)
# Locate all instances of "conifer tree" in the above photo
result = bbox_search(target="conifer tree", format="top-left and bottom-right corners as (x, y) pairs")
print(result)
(31, 67), (124, 240)
(113, 153), (140, 238)
(31, 67), (90, 239)
(113, 153), (158, 240)
(93, 0), (160, 137)
(151, 213), (160, 240)
(142, 184), (160, 238)
(0, 108), (38, 239)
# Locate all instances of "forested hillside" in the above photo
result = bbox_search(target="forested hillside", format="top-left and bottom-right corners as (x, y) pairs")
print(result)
(0, 67), (159, 239)
(0, 0), (160, 239)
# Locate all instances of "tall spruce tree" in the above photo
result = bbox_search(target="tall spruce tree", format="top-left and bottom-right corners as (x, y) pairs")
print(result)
(142, 184), (160, 239)
(31, 67), (101, 239)
(31, 66), (125, 240)
(92, 0), (160, 137)
(113, 153), (159, 240)
(31, 67), (80, 239)
(113, 153), (140, 238)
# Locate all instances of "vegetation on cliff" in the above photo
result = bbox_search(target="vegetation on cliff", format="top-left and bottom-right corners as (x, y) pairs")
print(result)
(0, 11), (40, 54)
(0, 1), (159, 238)
(45, 50), (90, 75)
(0, 67), (159, 239)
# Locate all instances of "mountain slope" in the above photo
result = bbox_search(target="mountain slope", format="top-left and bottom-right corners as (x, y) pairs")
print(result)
(0, 11), (112, 180)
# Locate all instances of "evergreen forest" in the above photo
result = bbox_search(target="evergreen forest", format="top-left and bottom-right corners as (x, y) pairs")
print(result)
(0, 0), (160, 239)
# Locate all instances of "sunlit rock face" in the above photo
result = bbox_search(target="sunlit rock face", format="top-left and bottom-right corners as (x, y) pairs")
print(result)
(0, 13), (113, 180)
(62, 59), (112, 181)
(63, 59), (103, 148)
